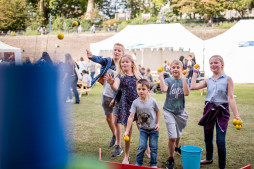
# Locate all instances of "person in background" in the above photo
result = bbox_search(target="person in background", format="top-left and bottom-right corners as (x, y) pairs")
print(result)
(113, 23), (118, 32)
(37, 52), (53, 65)
(144, 68), (157, 94)
(179, 56), (186, 70)
(108, 24), (111, 32)
(81, 70), (92, 88)
(88, 59), (96, 81)
(164, 60), (171, 79)
(78, 57), (88, 72)
(63, 53), (80, 104)
(140, 67), (146, 77)
(78, 25), (83, 33)
(90, 24), (96, 34)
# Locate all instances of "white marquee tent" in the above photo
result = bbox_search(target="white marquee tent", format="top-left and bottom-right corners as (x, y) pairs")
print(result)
(0, 40), (22, 64)
(90, 23), (204, 69)
(204, 20), (254, 83)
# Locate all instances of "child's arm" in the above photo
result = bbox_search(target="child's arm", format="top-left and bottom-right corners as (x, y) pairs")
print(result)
(190, 67), (207, 90)
(109, 99), (115, 107)
(227, 77), (241, 120)
(123, 113), (135, 137)
(104, 73), (120, 91)
(155, 110), (160, 131)
(158, 71), (168, 92)
(86, 49), (107, 66)
(182, 71), (190, 96)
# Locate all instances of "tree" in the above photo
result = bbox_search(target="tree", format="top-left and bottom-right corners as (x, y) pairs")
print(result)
(84, 0), (94, 19)
(101, 0), (129, 19)
(230, 0), (254, 18)
(129, 0), (167, 18)
(171, 0), (232, 21)
(0, 0), (28, 30)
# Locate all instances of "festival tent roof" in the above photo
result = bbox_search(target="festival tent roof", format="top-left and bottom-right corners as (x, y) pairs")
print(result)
(90, 23), (204, 69)
(0, 40), (22, 64)
(204, 20), (254, 83)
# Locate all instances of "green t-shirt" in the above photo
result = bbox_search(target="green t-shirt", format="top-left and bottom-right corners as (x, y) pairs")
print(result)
(163, 77), (185, 115)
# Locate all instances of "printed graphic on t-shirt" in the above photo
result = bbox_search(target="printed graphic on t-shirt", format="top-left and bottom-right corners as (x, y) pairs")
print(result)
(169, 83), (184, 99)
(138, 112), (151, 128)
(164, 78), (185, 114)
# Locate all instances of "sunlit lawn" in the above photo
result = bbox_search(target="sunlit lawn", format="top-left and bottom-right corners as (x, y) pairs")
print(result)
(71, 84), (254, 169)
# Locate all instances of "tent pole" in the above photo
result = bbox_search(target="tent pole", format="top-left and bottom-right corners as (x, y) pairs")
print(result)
(141, 49), (144, 66)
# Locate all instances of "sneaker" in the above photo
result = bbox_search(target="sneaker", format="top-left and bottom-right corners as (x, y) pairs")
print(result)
(175, 146), (181, 156)
(112, 145), (123, 157)
(109, 135), (116, 147)
(166, 157), (174, 169)
(122, 157), (130, 164)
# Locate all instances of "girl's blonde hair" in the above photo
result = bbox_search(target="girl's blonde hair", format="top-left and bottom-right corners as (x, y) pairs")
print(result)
(117, 54), (141, 79)
(210, 55), (224, 70)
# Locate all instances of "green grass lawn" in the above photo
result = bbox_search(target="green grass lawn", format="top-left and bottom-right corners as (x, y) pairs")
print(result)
(71, 84), (254, 169)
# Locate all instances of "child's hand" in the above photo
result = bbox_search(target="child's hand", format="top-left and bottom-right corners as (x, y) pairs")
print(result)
(109, 99), (115, 107)
(123, 131), (129, 139)
(182, 70), (189, 78)
(155, 124), (160, 131)
(86, 49), (92, 58)
(104, 73), (115, 85)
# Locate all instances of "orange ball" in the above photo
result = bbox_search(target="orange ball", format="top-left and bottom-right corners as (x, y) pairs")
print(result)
(158, 67), (163, 72)
(232, 119), (238, 126)
(72, 21), (78, 27)
(57, 33), (64, 40)
(124, 136), (129, 141)
(235, 124), (242, 130)
(182, 70), (187, 75)
(194, 64), (199, 69)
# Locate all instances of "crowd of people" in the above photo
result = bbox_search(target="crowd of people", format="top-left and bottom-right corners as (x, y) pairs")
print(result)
(85, 43), (241, 169)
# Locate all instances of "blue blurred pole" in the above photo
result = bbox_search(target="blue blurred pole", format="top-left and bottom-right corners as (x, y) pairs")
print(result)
(161, 12), (165, 24)
(0, 65), (68, 169)
(49, 15), (52, 33)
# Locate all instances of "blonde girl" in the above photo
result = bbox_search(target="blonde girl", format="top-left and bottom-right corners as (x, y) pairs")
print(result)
(190, 55), (242, 169)
(105, 54), (141, 164)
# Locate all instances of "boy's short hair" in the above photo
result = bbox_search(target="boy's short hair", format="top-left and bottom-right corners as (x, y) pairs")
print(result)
(114, 43), (125, 50)
(170, 60), (183, 68)
(137, 79), (150, 89)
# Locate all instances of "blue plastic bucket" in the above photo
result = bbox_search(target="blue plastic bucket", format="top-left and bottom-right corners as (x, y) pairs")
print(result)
(181, 146), (203, 169)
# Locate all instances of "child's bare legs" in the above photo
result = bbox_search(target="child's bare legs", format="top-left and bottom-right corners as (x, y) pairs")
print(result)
(106, 113), (115, 136)
(114, 115), (121, 146)
(123, 125), (132, 162)
(175, 138), (181, 148)
(168, 138), (176, 157)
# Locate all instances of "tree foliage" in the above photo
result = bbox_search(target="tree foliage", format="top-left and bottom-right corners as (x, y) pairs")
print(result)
(0, 0), (29, 30)
(129, 0), (167, 17)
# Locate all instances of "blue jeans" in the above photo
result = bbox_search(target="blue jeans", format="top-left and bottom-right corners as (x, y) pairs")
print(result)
(68, 88), (72, 100)
(90, 72), (95, 81)
(204, 121), (227, 169)
(136, 129), (159, 167)
(64, 76), (79, 103)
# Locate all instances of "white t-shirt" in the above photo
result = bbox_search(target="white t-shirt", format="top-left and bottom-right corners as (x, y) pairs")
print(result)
(82, 74), (92, 87)
(78, 61), (88, 72)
